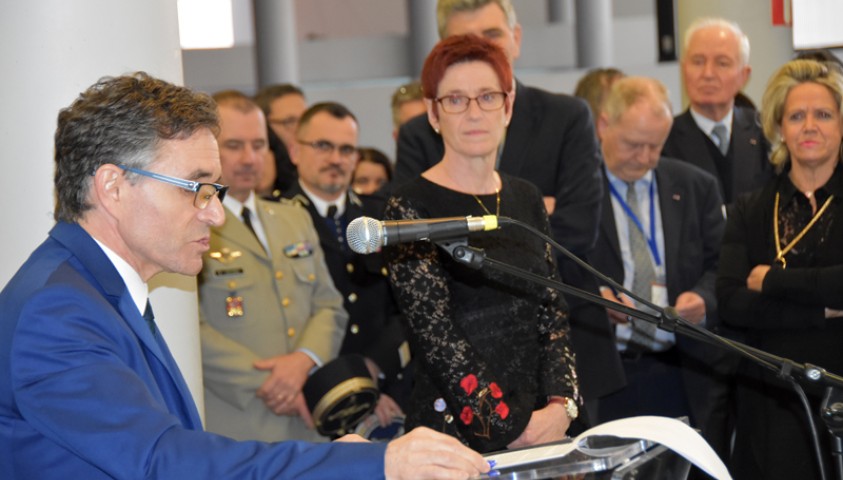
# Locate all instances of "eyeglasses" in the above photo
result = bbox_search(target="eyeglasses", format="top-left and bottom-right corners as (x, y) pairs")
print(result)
(297, 139), (359, 160)
(268, 116), (299, 130)
(435, 92), (507, 114)
(119, 166), (228, 209)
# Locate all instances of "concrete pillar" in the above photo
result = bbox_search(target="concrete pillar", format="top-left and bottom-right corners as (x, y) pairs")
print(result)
(574, 0), (613, 67)
(677, 0), (793, 107)
(407, 0), (439, 77)
(254, 0), (300, 86)
(548, 0), (574, 24)
(1, 0), (206, 420)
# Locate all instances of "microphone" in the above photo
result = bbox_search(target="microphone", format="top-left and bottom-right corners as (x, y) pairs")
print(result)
(346, 215), (499, 254)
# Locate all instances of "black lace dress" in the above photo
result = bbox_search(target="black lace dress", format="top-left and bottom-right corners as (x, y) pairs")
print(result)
(717, 164), (843, 479)
(384, 174), (579, 453)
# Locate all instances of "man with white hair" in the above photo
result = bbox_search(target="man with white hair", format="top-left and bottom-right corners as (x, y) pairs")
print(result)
(661, 18), (773, 463)
(663, 17), (772, 204)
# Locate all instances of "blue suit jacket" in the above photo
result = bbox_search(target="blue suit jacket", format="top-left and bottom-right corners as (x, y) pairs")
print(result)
(0, 222), (386, 479)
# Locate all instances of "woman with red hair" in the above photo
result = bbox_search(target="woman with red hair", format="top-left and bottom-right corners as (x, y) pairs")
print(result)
(383, 34), (580, 453)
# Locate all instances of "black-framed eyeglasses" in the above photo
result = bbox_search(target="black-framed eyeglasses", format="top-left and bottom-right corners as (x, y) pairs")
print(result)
(297, 139), (359, 160)
(119, 165), (228, 209)
(435, 91), (508, 114)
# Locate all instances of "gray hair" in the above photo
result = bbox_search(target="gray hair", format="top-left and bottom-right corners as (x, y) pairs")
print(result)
(602, 76), (673, 124)
(54, 72), (218, 222)
(436, 0), (517, 39)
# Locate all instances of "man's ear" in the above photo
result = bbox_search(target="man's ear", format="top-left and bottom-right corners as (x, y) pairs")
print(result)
(289, 142), (302, 167)
(92, 163), (125, 210)
(596, 113), (610, 142)
(511, 23), (523, 60)
(740, 64), (752, 90)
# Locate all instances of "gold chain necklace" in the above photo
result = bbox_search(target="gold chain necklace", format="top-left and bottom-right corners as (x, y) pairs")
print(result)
(472, 188), (500, 216)
(773, 191), (834, 268)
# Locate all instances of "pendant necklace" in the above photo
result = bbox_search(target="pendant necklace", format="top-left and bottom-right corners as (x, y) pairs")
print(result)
(472, 189), (501, 216)
(773, 191), (833, 268)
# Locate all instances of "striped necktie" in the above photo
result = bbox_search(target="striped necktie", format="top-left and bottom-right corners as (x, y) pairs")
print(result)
(625, 182), (658, 350)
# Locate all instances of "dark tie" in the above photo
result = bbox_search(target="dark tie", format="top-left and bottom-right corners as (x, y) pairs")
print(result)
(241, 206), (258, 237)
(143, 300), (156, 336)
(241, 206), (268, 253)
(325, 205), (345, 249)
(625, 182), (658, 350)
(712, 123), (729, 156)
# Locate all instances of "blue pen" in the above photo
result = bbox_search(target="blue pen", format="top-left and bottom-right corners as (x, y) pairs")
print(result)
(487, 459), (500, 477)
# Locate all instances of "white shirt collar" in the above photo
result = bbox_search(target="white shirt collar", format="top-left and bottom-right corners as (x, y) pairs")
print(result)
(222, 190), (258, 217)
(606, 168), (655, 193)
(93, 238), (148, 315)
(298, 181), (346, 218)
(689, 107), (734, 140)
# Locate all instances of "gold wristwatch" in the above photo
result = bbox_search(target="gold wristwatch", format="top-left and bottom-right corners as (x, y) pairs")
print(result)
(548, 396), (578, 420)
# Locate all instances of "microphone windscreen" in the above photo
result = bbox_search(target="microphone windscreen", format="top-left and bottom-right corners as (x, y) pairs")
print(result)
(347, 217), (382, 254)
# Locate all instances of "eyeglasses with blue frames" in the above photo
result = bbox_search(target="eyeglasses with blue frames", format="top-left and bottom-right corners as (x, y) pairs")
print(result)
(297, 139), (360, 160)
(118, 165), (228, 209)
(435, 91), (508, 114)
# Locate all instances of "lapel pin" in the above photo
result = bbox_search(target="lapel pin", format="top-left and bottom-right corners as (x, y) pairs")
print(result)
(672, 194), (681, 201)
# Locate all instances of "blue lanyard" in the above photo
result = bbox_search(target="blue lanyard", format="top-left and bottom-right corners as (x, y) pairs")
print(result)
(609, 180), (662, 267)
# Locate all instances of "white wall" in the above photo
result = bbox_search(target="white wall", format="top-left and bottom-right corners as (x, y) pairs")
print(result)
(1, 0), (206, 419)
(183, 13), (671, 158)
(184, 0), (799, 158)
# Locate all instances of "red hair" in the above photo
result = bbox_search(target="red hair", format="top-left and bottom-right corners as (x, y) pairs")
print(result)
(421, 34), (513, 106)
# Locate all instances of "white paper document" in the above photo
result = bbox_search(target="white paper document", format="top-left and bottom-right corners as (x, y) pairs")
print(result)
(483, 415), (731, 480)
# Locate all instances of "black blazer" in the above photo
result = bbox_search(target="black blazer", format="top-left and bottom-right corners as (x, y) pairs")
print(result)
(662, 106), (772, 204)
(281, 185), (407, 382)
(395, 80), (603, 257)
(267, 126), (298, 197)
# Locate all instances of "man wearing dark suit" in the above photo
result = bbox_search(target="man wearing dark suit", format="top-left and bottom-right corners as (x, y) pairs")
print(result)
(395, 0), (623, 421)
(662, 18), (772, 205)
(591, 78), (725, 434)
(660, 18), (772, 462)
(0, 72), (488, 479)
(286, 102), (411, 423)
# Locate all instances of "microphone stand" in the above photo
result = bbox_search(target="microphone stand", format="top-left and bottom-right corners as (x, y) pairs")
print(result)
(434, 225), (843, 480)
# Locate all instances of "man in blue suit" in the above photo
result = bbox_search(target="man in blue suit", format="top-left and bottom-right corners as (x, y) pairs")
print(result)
(0, 72), (487, 479)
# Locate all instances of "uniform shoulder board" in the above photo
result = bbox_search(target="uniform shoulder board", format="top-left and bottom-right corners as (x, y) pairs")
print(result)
(280, 194), (311, 208)
(348, 191), (363, 208)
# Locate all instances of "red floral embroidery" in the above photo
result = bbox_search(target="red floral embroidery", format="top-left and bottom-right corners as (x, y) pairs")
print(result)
(489, 382), (503, 399)
(460, 374), (478, 395)
(452, 374), (510, 439)
(460, 406), (474, 425)
(495, 401), (510, 419)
